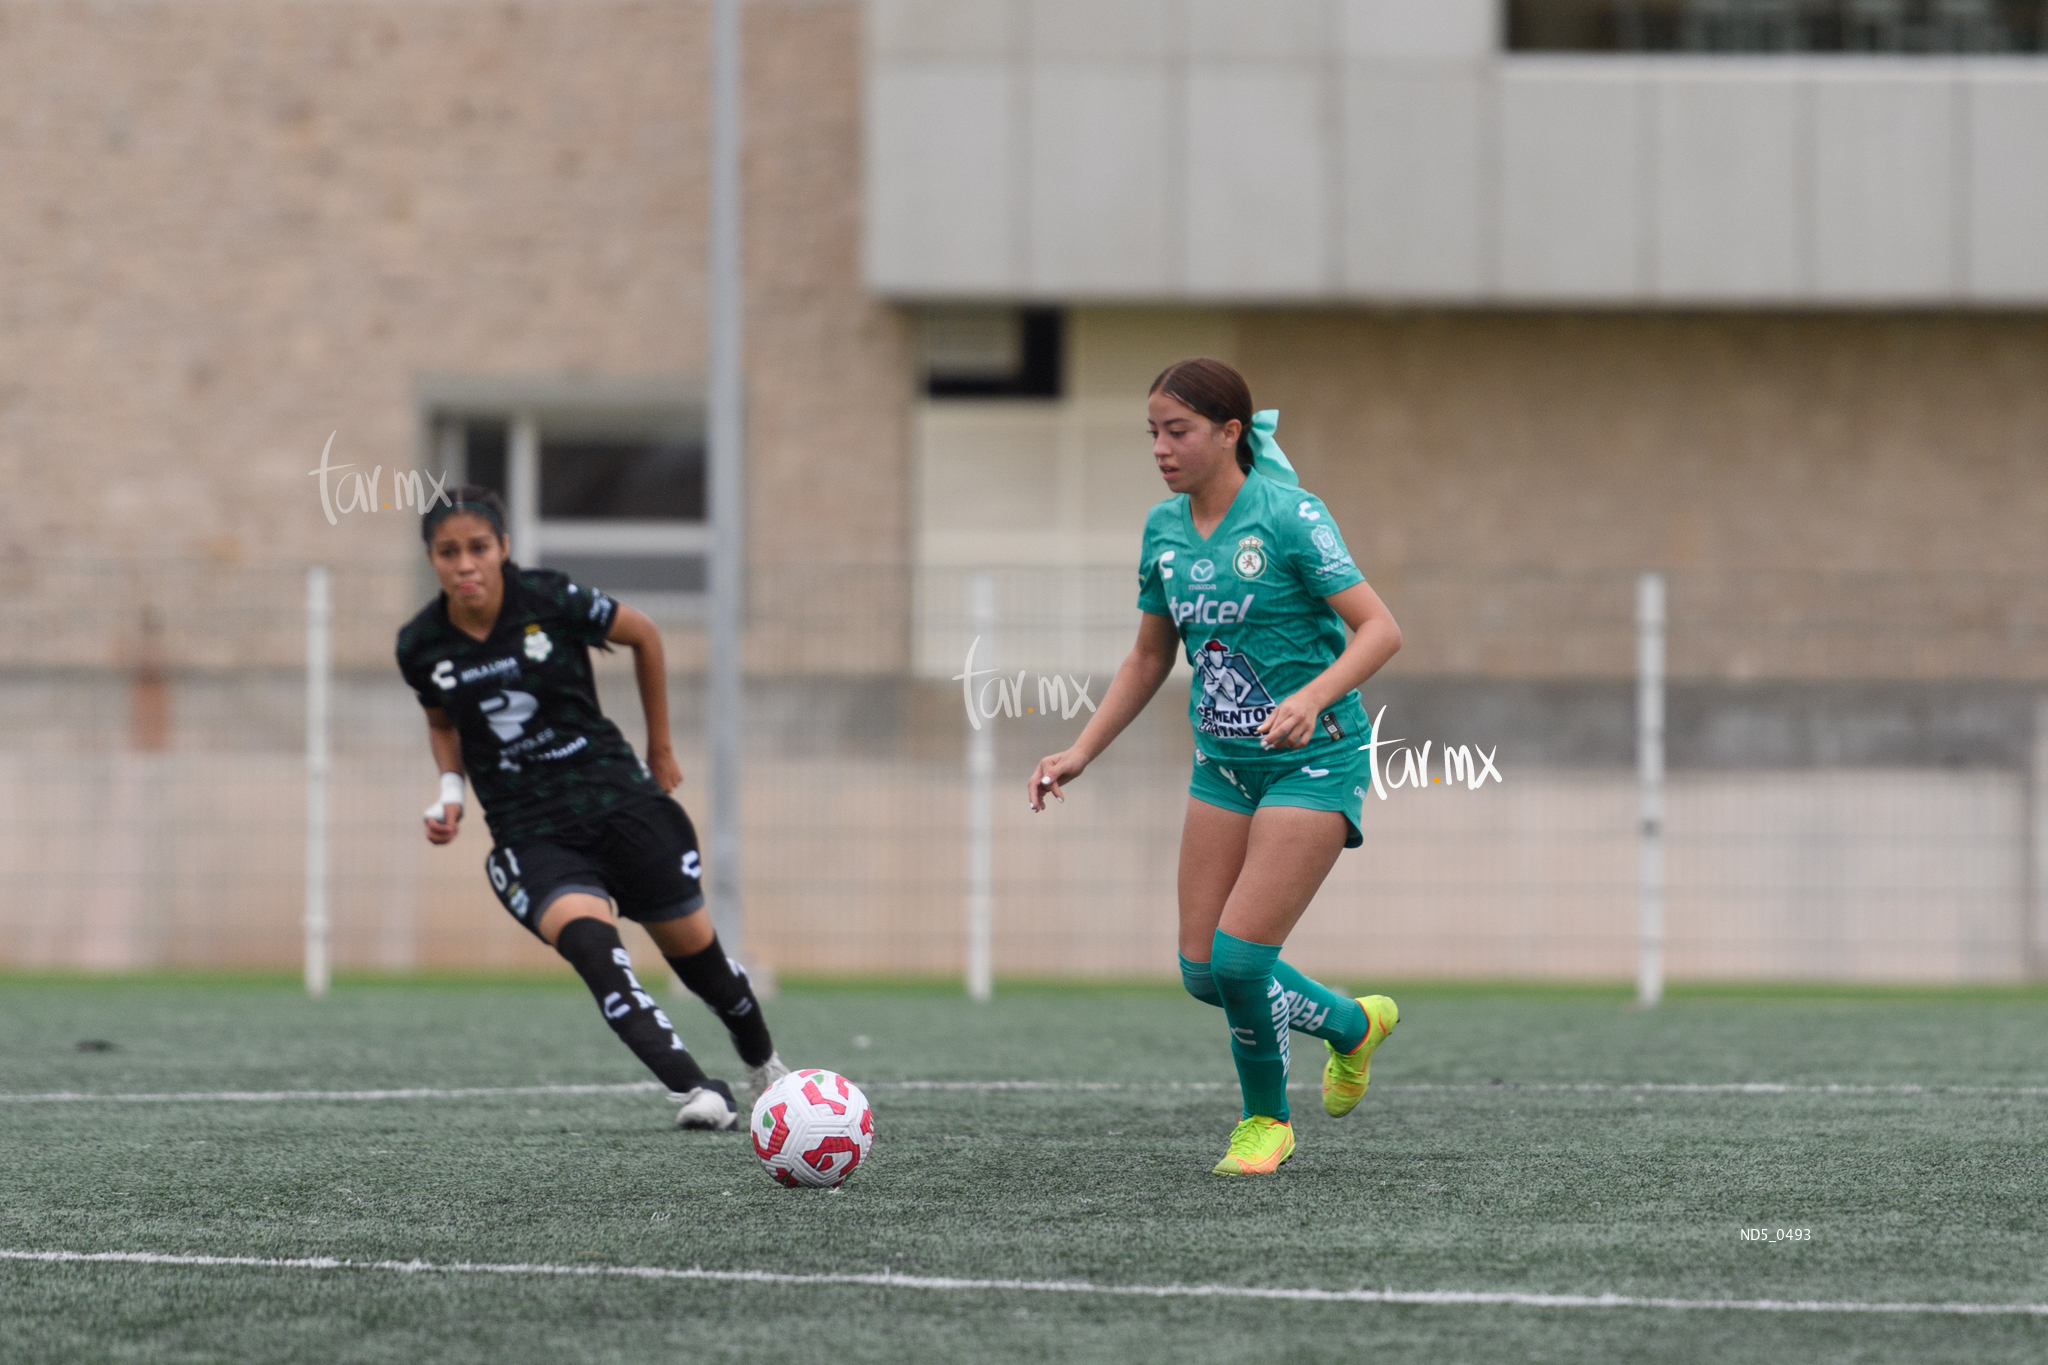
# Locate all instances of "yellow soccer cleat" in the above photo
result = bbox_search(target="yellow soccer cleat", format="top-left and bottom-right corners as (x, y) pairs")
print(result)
(1322, 995), (1399, 1118)
(1211, 1115), (1295, 1175)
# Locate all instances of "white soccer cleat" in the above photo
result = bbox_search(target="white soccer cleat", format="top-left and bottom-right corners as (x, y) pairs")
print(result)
(744, 1052), (791, 1094)
(670, 1080), (739, 1131)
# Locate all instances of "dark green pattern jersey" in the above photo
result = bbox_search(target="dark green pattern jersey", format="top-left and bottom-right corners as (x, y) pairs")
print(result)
(395, 563), (660, 843)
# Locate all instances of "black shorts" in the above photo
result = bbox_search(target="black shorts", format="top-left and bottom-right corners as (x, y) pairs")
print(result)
(484, 796), (706, 938)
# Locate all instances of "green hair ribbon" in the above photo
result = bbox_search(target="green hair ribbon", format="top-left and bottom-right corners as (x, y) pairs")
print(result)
(1247, 409), (1298, 487)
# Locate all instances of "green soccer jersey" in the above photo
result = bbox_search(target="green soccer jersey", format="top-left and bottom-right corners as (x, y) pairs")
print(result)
(1136, 469), (1369, 765)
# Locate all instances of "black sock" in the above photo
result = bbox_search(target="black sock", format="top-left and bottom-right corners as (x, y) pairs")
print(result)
(555, 918), (713, 1094)
(666, 935), (774, 1067)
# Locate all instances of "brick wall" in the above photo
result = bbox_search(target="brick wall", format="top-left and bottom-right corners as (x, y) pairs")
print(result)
(0, 0), (909, 666)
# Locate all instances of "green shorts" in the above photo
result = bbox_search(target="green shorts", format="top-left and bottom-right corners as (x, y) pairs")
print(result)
(1188, 744), (1371, 849)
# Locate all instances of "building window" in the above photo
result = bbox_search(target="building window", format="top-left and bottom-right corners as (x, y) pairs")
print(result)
(921, 307), (1064, 399)
(1508, 0), (2046, 53)
(425, 386), (709, 612)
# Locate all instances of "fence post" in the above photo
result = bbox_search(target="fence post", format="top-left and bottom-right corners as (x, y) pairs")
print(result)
(2029, 697), (2048, 981)
(1636, 572), (1665, 1008)
(305, 565), (331, 999)
(966, 571), (995, 1002)
(704, 0), (751, 983)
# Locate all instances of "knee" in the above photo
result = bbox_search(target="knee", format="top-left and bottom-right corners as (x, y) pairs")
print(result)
(646, 904), (715, 959)
(1179, 955), (1222, 1008)
(1208, 930), (1279, 999)
(552, 914), (624, 968)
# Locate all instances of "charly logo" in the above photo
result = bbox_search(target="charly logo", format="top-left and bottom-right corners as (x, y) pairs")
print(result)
(1157, 549), (1176, 582)
(523, 626), (553, 662)
(1232, 536), (1266, 579)
(953, 637), (1098, 732)
(1297, 500), (1320, 521)
(1189, 558), (1216, 584)
(431, 659), (456, 690)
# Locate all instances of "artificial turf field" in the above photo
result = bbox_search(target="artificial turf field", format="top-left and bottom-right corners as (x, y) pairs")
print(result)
(2, 976), (2045, 1364)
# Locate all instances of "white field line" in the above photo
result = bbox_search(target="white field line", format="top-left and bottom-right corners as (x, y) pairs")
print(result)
(2, 1248), (2044, 1317)
(0, 1082), (669, 1104)
(895, 1080), (2048, 1097)
(1, 1079), (2045, 1104)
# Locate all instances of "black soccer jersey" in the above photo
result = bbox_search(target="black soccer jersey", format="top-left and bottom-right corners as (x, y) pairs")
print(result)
(395, 564), (661, 843)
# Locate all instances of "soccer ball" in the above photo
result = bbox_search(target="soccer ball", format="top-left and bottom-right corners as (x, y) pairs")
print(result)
(750, 1068), (874, 1189)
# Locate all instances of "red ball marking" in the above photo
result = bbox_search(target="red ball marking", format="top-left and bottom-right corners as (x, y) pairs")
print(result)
(804, 1135), (861, 1179)
(751, 1101), (791, 1161)
(801, 1079), (848, 1115)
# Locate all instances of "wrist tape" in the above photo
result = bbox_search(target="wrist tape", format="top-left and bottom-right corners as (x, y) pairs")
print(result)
(425, 771), (465, 823)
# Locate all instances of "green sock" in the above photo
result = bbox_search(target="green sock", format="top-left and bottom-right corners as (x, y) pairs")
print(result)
(1272, 960), (1368, 1053)
(1209, 930), (1289, 1121)
(1179, 954), (1221, 1008)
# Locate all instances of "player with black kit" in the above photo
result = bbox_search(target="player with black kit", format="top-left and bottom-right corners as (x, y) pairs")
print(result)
(396, 487), (786, 1130)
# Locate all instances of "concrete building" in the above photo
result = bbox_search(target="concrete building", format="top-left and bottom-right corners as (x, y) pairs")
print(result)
(877, 0), (2048, 675)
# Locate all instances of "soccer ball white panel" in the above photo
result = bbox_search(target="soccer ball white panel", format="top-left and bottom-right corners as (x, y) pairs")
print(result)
(750, 1068), (874, 1189)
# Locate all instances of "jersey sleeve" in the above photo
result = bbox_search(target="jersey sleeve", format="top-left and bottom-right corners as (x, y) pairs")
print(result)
(531, 569), (620, 645)
(1135, 506), (1174, 616)
(1280, 490), (1364, 597)
(395, 629), (443, 710)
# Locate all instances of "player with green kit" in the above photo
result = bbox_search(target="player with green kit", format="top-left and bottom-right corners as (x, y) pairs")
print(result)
(1028, 358), (1405, 1175)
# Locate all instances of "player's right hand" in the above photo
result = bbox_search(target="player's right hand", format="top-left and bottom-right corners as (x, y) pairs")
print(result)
(1026, 750), (1087, 813)
(424, 803), (462, 844)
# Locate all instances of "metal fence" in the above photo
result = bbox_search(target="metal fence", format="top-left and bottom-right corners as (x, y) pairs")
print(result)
(2, 559), (2044, 986)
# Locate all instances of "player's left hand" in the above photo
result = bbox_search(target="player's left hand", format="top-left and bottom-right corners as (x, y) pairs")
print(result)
(647, 745), (684, 792)
(1256, 693), (1319, 751)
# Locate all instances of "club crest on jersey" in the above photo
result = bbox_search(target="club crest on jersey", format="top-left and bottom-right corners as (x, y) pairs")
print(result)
(523, 625), (552, 662)
(1193, 639), (1276, 738)
(1308, 523), (1356, 576)
(1232, 536), (1266, 580)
